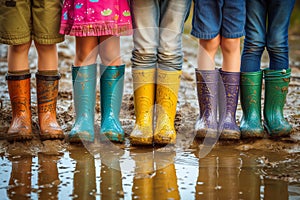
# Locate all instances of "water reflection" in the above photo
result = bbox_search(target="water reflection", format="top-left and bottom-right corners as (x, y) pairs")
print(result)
(264, 178), (288, 200)
(69, 147), (96, 199)
(38, 153), (60, 199)
(131, 148), (179, 199)
(8, 155), (32, 200)
(239, 153), (260, 199)
(100, 145), (124, 199)
(194, 144), (241, 199)
(131, 148), (154, 199)
(0, 143), (299, 199)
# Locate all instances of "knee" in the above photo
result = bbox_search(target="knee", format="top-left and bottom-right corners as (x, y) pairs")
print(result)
(158, 51), (183, 70)
(9, 42), (31, 54)
(131, 49), (158, 68)
(200, 39), (220, 55)
(266, 40), (289, 54)
(100, 45), (120, 66)
(35, 43), (58, 60)
(221, 38), (241, 54)
(75, 48), (98, 66)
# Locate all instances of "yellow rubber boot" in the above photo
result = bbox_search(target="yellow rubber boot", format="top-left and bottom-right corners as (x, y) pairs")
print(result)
(154, 69), (181, 145)
(130, 69), (156, 145)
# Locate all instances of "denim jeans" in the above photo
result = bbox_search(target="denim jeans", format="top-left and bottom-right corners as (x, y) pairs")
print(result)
(192, 0), (246, 39)
(130, 0), (191, 71)
(241, 0), (295, 72)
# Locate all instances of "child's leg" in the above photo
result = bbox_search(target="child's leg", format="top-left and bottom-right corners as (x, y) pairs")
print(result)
(129, 0), (159, 144)
(217, 0), (245, 140)
(241, 0), (265, 73)
(74, 36), (99, 66)
(198, 35), (220, 70)
(267, 0), (295, 70)
(130, 0), (159, 69)
(261, 1), (295, 137)
(220, 37), (241, 72)
(219, 37), (241, 139)
(34, 42), (64, 140)
(99, 35), (124, 142)
(194, 36), (220, 139)
(69, 37), (99, 142)
(7, 42), (31, 72)
(34, 42), (59, 71)
(99, 35), (121, 66)
(158, 0), (191, 71)
(6, 41), (33, 141)
(153, 0), (191, 144)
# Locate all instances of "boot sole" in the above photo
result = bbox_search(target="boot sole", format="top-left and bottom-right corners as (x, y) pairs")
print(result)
(40, 133), (65, 141)
(68, 131), (94, 143)
(241, 130), (265, 139)
(130, 136), (153, 145)
(99, 132), (124, 143)
(7, 133), (33, 142)
(196, 128), (218, 139)
(153, 136), (176, 145)
(219, 130), (241, 140)
(263, 122), (292, 137)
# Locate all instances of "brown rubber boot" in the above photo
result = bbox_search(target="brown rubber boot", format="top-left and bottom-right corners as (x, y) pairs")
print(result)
(6, 73), (33, 141)
(36, 72), (64, 140)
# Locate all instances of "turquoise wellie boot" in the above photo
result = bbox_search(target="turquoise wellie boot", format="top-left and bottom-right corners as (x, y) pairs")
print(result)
(263, 68), (292, 137)
(100, 64), (125, 142)
(69, 64), (97, 142)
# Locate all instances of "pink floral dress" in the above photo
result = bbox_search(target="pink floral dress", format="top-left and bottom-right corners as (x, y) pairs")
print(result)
(60, 0), (132, 36)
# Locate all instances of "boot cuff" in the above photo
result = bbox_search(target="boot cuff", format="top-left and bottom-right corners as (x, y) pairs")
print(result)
(6, 73), (31, 80)
(36, 72), (61, 81)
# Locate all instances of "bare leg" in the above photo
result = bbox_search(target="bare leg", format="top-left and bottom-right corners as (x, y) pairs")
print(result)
(34, 41), (64, 140)
(8, 41), (31, 72)
(99, 35), (121, 66)
(75, 36), (99, 66)
(197, 35), (220, 70)
(220, 37), (241, 72)
(34, 42), (59, 71)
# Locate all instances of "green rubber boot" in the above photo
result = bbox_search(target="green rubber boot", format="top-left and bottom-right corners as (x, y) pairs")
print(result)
(263, 68), (292, 137)
(240, 71), (264, 138)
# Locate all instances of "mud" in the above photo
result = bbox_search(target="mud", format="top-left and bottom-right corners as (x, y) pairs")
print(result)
(0, 34), (299, 199)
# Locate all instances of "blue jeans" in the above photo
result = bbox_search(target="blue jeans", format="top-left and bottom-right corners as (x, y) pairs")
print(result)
(130, 0), (191, 70)
(241, 0), (295, 72)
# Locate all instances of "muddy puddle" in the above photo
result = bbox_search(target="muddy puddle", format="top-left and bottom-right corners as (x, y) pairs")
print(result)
(0, 140), (300, 199)
(0, 33), (300, 199)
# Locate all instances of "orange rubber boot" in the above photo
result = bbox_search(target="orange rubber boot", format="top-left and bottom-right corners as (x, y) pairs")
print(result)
(36, 72), (64, 140)
(6, 73), (33, 141)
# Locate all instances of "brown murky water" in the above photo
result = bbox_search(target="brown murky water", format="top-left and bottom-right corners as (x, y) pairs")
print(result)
(0, 32), (300, 199)
(0, 139), (300, 199)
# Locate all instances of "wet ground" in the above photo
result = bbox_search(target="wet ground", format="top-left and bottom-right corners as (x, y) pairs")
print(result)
(0, 33), (300, 199)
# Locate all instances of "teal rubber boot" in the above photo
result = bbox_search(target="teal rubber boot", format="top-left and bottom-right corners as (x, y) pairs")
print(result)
(240, 71), (264, 138)
(263, 68), (292, 137)
(100, 65), (125, 142)
(69, 64), (97, 142)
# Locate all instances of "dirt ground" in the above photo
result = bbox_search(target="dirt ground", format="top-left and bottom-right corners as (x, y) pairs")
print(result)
(0, 35), (299, 156)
